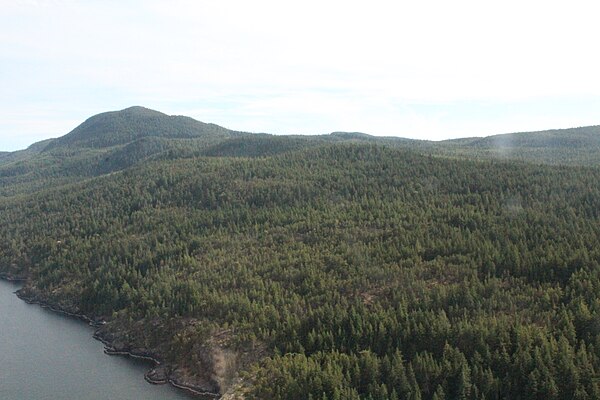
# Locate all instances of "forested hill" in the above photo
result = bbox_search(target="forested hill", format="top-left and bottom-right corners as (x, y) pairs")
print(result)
(2, 108), (600, 399)
(44, 106), (240, 150)
(2, 107), (600, 187)
(0, 138), (55, 165)
(449, 125), (600, 149)
(438, 125), (600, 165)
(0, 107), (247, 196)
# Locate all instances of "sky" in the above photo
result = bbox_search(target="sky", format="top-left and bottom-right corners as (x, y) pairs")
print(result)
(1, 0), (600, 151)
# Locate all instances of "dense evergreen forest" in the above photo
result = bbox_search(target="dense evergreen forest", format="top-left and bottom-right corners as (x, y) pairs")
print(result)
(2, 107), (600, 399)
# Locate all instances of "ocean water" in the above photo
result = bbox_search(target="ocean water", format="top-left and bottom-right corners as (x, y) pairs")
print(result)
(0, 279), (199, 400)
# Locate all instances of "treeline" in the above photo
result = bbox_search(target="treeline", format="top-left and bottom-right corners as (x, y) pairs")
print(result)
(2, 144), (600, 398)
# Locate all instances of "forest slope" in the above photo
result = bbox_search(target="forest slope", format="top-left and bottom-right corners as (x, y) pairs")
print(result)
(439, 125), (600, 165)
(2, 139), (600, 398)
(2, 108), (600, 398)
(3, 108), (600, 198)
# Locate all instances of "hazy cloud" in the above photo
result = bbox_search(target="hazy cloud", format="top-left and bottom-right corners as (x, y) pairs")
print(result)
(1, 0), (600, 150)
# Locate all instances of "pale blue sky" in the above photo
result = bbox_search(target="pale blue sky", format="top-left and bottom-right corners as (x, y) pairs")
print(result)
(2, 0), (600, 151)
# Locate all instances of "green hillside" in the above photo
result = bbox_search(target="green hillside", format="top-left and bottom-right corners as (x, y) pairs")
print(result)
(439, 126), (600, 165)
(453, 125), (600, 148)
(0, 107), (244, 196)
(3, 108), (600, 198)
(0, 138), (55, 166)
(45, 106), (239, 150)
(1, 108), (600, 399)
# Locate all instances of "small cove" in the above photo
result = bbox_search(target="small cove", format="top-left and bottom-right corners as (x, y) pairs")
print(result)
(0, 279), (198, 400)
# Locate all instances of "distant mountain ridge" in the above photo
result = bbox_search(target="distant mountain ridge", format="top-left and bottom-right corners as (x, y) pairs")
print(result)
(4, 106), (600, 159)
(444, 125), (600, 149)
(44, 106), (240, 150)
(437, 125), (600, 165)
(0, 138), (56, 164)
(2, 106), (600, 197)
(0, 107), (249, 196)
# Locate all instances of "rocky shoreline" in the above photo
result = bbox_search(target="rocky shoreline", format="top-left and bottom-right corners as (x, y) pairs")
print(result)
(96, 334), (220, 398)
(2, 276), (221, 399)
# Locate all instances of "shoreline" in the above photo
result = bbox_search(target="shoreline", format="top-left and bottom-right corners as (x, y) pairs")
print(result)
(95, 333), (219, 398)
(0, 273), (27, 282)
(1, 275), (220, 399)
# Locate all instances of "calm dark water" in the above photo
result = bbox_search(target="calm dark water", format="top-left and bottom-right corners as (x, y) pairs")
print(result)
(0, 279), (197, 400)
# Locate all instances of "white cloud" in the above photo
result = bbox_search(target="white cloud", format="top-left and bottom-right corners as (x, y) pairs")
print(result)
(1, 0), (600, 150)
